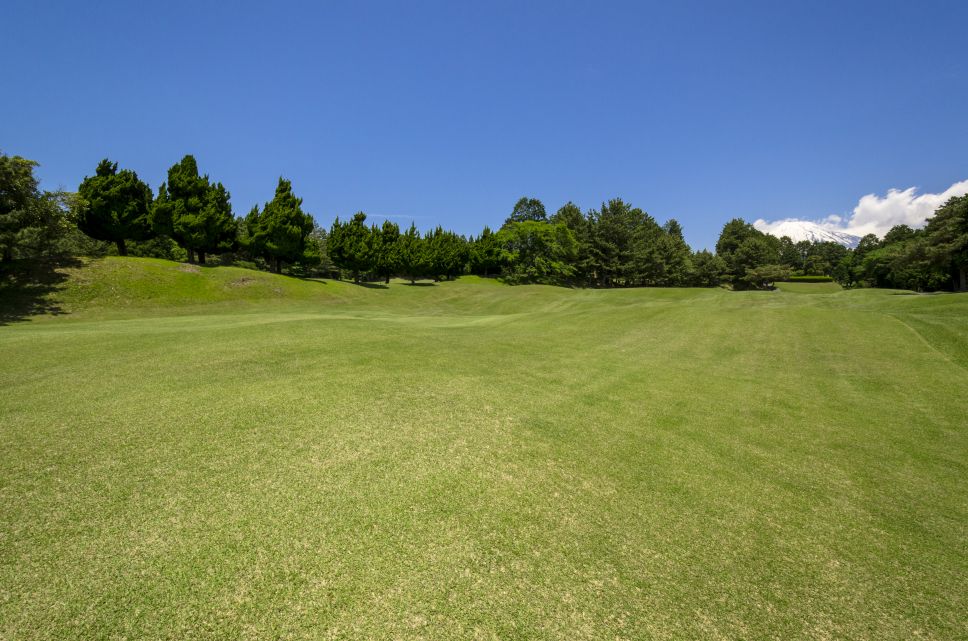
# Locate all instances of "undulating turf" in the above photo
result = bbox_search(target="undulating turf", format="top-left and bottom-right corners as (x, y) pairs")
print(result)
(1, 257), (965, 640)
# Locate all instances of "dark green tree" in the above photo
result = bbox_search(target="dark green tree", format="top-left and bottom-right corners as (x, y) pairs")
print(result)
(0, 152), (74, 262)
(497, 220), (577, 285)
(374, 220), (400, 283)
(504, 196), (547, 226)
(859, 227), (946, 291)
(245, 177), (315, 273)
(425, 227), (468, 281)
(777, 236), (801, 269)
(1, 153), (42, 262)
(328, 212), (374, 282)
(587, 199), (664, 287)
(469, 226), (504, 277)
(801, 241), (848, 276)
(653, 229), (693, 286)
(76, 159), (154, 256)
(882, 224), (916, 245)
(396, 222), (429, 284)
(152, 155), (235, 264)
(690, 250), (726, 287)
(551, 202), (592, 284)
(923, 194), (968, 291)
(743, 264), (792, 289)
(715, 218), (780, 286)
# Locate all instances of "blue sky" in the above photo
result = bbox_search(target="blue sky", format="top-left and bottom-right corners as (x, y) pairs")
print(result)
(3, 0), (966, 250)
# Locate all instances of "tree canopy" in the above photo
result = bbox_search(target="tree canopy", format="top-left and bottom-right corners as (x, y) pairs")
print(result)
(77, 159), (154, 256)
(152, 155), (235, 264)
(3, 148), (962, 293)
(245, 177), (315, 273)
(504, 197), (547, 226)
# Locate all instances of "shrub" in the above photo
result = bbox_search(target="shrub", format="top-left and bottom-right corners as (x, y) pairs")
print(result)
(787, 275), (833, 282)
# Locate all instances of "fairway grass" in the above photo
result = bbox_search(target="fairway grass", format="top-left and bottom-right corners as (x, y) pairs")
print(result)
(1, 258), (966, 640)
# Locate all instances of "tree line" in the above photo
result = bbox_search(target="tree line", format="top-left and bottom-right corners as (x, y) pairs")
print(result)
(2, 150), (966, 291)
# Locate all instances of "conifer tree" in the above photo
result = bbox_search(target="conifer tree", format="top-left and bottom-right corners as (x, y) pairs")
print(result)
(245, 177), (315, 273)
(373, 220), (400, 283)
(469, 226), (504, 277)
(0, 153), (42, 262)
(152, 155), (235, 264)
(327, 212), (374, 282)
(76, 159), (154, 256)
(396, 222), (429, 284)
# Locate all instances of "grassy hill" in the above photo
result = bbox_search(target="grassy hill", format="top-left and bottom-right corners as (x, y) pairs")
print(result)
(1, 257), (966, 640)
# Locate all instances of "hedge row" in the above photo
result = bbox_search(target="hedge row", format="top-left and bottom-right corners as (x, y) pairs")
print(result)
(786, 275), (834, 282)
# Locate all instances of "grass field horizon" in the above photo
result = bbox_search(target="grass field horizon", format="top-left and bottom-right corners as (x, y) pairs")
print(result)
(2, 257), (966, 640)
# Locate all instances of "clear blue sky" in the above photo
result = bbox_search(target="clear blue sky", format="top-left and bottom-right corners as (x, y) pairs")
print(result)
(3, 0), (966, 250)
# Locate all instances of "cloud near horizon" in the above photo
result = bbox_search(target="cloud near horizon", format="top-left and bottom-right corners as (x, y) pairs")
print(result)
(754, 179), (968, 239)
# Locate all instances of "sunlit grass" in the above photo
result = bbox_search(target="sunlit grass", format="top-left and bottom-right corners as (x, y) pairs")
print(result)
(1, 257), (965, 640)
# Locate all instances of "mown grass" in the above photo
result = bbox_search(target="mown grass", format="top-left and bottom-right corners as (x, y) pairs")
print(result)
(1, 257), (965, 640)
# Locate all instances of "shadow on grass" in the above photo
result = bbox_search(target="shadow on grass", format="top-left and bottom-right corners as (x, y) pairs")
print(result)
(0, 257), (80, 325)
(355, 282), (389, 289)
(403, 282), (437, 287)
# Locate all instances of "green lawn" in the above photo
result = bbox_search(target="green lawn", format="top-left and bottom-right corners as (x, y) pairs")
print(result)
(1, 257), (966, 640)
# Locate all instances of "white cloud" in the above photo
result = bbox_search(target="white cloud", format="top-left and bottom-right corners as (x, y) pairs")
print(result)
(847, 180), (968, 237)
(755, 179), (968, 239)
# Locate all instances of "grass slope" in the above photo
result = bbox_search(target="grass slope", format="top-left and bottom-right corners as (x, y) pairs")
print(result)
(1, 258), (966, 640)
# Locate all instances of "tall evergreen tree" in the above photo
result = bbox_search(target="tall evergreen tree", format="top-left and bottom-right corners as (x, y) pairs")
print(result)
(245, 177), (315, 273)
(653, 224), (693, 286)
(469, 226), (504, 277)
(152, 155), (235, 264)
(76, 159), (154, 256)
(327, 212), (374, 282)
(372, 220), (400, 283)
(587, 199), (663, 287)
(396, 222), (429, 284)
(425, 227), (468, 281)
(551, 202), (592, 284)
(715, 218), (780, 286)
(690, 250), (726, 287)
(0, 153), (41, 263)
(923, 194), (968, 290)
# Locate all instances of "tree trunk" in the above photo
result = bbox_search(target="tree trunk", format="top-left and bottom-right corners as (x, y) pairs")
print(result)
(959, 266), (967, 292)
(1, 247), (12, 263)
(273, 257), (281, 273)
(187, 248), (196, 264)
(385, 273), (390, 284)
(353, 270), (360, 284)
(198, 251), (206, 265)
(116, 239), (127, 256)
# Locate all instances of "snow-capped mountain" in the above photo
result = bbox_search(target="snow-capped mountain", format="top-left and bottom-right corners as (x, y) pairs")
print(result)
(754, 220), (861, 248)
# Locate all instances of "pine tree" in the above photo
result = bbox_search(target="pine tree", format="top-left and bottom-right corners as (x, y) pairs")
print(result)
(152, 155), (235, 264)
(469, 226), (504, 277)
(245, 178), (314, 273)
(328, 212), (374, 282)
(396, 222), (429, 284)
(374, 220), (400, 283)
(76, 159), (154, 256)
